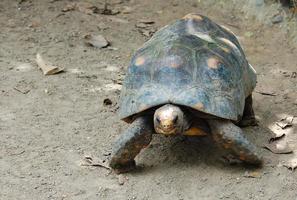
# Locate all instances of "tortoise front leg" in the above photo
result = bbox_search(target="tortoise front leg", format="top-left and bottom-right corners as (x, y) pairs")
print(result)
(207, 119), (262, 166)
(109, 116), (153, 174)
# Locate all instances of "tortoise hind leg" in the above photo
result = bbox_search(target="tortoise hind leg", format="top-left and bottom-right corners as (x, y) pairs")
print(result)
(238, 94), (257, 127)
(207, 119), (263, 166)
(109, 115), (153, 174)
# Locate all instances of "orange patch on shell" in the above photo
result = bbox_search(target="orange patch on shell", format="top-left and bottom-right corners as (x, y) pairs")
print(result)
(183, 13), (203, 21)
(134, 56), (145, 66)
(207, 57), (220, 69)
(194, 102), (204, 110)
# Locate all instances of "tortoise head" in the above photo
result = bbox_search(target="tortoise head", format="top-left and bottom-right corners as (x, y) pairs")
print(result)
(154, 104), (186, 135)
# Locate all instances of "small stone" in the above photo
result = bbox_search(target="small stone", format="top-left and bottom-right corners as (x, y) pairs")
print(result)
(271, 14), (283, 24)
(84, 34), (109, 48)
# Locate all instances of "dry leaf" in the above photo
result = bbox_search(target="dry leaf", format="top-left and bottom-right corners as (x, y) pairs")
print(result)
(35, 54), (64, 75)
(62, 2), (98, 14)
(81, 155), (110, 170)
(276, 116), (294, 129)
(255, 90), (277, 96)
(283, 158), (297, 170)
(269, 133), (285, 143)
(138, 19), (155, 24)
(264, 138), (292, 154)
(84, 34), (109, 48)
(243, 171), (261, 178)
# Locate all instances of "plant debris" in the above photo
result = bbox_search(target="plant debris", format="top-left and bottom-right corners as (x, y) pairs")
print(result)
(264, 138), (293, 154)
(35, 53), (64, 75)
(243, 171), (261, 178)
(84, 34), (109, 48)
(62, 2), (119, 15)
(255, 90), (277, 96)
(14, 80), (33, 94)
(81, 155), (110, 170)
(283, 158), (297, 170)
(276, 116), (295, 129)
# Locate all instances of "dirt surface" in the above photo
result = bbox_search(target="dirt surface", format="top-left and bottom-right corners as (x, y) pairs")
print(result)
(1, 0), (297, 199)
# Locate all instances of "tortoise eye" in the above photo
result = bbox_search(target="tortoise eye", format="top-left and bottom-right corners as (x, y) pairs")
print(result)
(156, 117), (161, 123)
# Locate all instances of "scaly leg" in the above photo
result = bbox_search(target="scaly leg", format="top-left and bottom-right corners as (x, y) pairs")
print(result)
(109, 115), (153, 174)
(207, 119), (262, 166)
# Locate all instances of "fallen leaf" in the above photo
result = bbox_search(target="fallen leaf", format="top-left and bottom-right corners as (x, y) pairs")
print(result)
(35, 54), (64, 75)
(81, 155), (110, 170)
(264, 138), (293, 154)
(14, 80), (33, 94)
(62, 2), (98, 14)
(135, 22), (150, 28)
(109, 16), (129, 24)
(283, 158), (297, 170)
(269, 133), (285, 143)
(255, 90), (277, 96)
(243, 171), (261, 178)
(276, 116), (294, 129)
(84, 34), (109, 48)
(138, 19), (155, 24)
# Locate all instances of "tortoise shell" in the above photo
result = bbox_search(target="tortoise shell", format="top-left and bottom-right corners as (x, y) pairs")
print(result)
(119, 13), (256, 122)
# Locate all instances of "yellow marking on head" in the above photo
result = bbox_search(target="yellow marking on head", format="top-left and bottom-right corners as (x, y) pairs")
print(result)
(134, 56), (145, 66)
(184, 127), (207, 136)
(194, 102), (204, 110)
(183, 13), (203, 21)
(207, 57), (220, 69)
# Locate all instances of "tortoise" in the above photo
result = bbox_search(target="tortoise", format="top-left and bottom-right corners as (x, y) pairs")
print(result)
(109, 13), (262, 173)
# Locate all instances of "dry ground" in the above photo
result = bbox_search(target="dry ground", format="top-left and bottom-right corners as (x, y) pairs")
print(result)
(0, 0), (297, 199)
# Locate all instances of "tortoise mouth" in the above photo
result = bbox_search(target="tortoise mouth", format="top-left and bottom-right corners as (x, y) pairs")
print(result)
(155, 126), (178, 135)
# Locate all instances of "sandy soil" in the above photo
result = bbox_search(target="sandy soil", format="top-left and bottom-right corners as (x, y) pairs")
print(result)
(1, 0), (297, 199)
